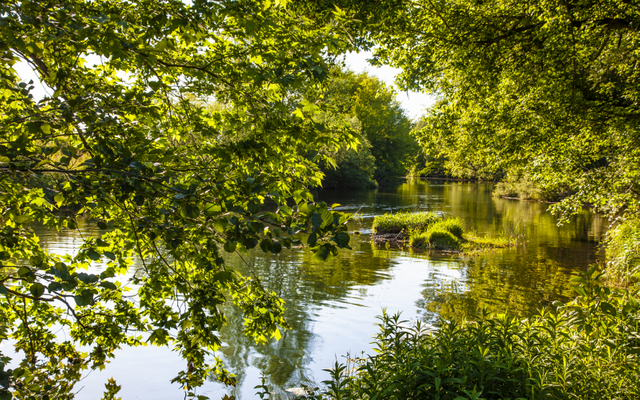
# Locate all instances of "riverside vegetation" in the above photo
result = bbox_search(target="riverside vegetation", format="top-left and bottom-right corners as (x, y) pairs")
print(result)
(372, 212), (514, 252)
(315, 268), (640, 400)
(3, 0), (640, 399)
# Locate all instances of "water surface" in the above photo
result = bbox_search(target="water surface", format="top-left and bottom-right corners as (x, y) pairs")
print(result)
(32, 180), (605, 399)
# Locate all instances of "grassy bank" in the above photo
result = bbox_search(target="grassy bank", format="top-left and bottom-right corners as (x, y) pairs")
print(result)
(372, 212), (513, 252)
(605, 217), (640, 290)
(317, 268), (640, 400)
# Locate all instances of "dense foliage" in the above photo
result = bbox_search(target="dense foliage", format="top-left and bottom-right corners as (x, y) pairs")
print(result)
(493, 171), (572, 202)
(320, 268), (640, 400)
(317, 69), (415, 188)
(0, 0), (359, 398)
(363, 0), (640, 222)
(605, 218), (640, 289)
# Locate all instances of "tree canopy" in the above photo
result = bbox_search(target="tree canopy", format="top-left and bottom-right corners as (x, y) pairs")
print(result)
(362, 0), (640, 220)
(316, 68), (415, 187)
(0, 0), (358, 398)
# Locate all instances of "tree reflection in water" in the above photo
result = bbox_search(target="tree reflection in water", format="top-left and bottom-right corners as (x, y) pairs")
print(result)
(210, 181), (605, 398)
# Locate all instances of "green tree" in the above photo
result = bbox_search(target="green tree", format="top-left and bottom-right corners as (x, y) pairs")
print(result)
(315, 68), (415, 187)
(0, 0), (357, 398)
(362, 0), (640, 221)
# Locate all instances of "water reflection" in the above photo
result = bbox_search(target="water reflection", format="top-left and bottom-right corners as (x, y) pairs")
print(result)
(211, 180), (605, 397)
(35, 180), (604, 399)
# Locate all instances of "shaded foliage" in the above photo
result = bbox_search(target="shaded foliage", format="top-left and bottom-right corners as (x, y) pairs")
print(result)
(0, 0), (358, 398)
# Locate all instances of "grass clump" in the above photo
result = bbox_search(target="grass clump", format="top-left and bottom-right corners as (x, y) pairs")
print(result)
(462, 232), (516, 252)
(410, 229), (461, 250)
(319, 268), (640, 400)
(371, 211), (439, 234)
(409, 218), (464, 250)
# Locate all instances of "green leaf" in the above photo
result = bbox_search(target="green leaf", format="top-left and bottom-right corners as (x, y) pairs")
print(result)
(100, 281), (117, 290)
(334, 232), (350, 248)
(29, 283), (45, 298)
(223, 241), (236, 253)
(299, 203), (314, 215)
(600, 302), (617, 316)
(311, 212), (323, 228)
(87, 249), (101, 261)
(74, 290), (93, 307)
(47, 282), (62, 292)
(214, 219), (228, 233)
(307, 232), (317, 246)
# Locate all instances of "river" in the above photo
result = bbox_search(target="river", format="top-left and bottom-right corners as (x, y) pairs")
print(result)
(29, 180), (605, 399)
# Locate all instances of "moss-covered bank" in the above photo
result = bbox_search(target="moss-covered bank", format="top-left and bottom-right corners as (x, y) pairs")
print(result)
(372, 211), (514, 252)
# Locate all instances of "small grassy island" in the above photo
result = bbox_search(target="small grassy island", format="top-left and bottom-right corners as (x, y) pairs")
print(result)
(372, 212), (514, 252)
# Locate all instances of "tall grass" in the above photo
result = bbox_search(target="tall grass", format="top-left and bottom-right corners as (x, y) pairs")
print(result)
(317, 267), (640, 400)
(409, 218), (464, 250)
(372, 212), (440, 234)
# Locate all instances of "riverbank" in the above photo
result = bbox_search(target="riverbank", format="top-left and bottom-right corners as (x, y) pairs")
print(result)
(316, 268), (640, 400)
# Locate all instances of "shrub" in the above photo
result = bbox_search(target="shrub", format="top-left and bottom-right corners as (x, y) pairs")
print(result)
(372, 212), (440, 234)
(605, 217), (640, 289)
(319, 267), (640, 400)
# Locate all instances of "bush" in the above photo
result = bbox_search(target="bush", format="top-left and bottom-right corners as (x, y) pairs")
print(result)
(372, 212), (440, 234)
(320, 267), (640, 400)
(605, 217), (640, 289)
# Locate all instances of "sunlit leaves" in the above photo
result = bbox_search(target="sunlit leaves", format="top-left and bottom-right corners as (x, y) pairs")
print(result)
(367, 0), (640, 220)
(0, 0), (357, 398)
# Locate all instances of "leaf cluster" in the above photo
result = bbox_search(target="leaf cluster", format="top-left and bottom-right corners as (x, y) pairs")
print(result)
(0, 0), (358, 398)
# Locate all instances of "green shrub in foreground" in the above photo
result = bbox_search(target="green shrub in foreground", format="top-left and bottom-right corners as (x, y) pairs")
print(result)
(372, 212), (440, 234)
(320, 267), (640, 400)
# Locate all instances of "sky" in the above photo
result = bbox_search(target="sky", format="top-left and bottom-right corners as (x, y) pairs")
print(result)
(343, 51), (436, 120)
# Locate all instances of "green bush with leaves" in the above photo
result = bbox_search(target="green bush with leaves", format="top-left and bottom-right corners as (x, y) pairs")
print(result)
(320, 267), (640, 400)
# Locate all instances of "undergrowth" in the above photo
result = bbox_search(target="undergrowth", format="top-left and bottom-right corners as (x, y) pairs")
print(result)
(314, 267), (640, 400)
(605, 217), (640, 290)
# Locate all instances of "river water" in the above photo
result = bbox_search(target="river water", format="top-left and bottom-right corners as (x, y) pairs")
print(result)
(29, 180), (605, 399)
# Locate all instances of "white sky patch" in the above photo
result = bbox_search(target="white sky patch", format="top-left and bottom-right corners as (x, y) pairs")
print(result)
(14, 60), (52, 101)
(343, 51), (435, 121)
